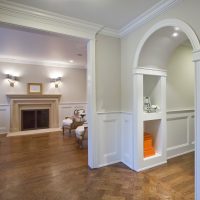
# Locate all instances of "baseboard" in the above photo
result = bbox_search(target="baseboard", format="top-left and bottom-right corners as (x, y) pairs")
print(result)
(98, 160), (121, 168)
(136, 161), (167, 172)
(167, 149), (194, 159)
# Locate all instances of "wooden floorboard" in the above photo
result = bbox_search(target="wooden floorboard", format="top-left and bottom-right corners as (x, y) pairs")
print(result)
(0, 132), (194, 200)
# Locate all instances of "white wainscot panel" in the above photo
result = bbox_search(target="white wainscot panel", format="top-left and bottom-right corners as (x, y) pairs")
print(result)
(97, 113), (121, 167)
(121, 113), (133, 169)
(59, 103), (87, 127)
(167, 110), (194, 159)
(0, 105), (10, 133)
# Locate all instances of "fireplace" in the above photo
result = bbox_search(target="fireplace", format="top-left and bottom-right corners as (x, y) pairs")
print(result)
(7, 94), (61, 132)
(21, 109), (49, 131)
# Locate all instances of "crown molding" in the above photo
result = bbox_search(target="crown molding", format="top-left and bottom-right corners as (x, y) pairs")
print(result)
(101, 28), (120, 38)
(0, 0), (102, 39)
(0, 0), (183, 39)
(0, 56), (87, 70)
(119, 0), (183, 37)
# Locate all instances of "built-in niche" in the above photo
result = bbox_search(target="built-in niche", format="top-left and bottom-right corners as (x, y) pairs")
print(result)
(143, 75), (161, 112)
(133, 69), (167, 171)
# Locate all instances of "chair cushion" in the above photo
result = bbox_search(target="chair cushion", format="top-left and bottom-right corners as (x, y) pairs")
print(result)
(75, 126), (85, 138)
(63, 118), (73, 126)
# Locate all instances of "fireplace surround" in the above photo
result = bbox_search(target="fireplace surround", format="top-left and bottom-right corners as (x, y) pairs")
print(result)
(7, 94), (61, 132)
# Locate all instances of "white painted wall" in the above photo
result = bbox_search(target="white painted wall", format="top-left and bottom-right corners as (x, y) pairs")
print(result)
(167, 45), (194, 110)
(0, 62), (87, 133)
(0, 62), (87, 104)
(96, 34), (121, 112)
(165, 44), (195, 158)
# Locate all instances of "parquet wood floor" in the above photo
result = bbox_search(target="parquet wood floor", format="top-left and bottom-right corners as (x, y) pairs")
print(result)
(0, 132), (194, 200)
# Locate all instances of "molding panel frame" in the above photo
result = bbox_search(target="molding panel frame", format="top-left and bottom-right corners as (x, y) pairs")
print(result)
(97, 113), (121, 167)
(121, 112), (134, 169)
(167, 109), (195, 159)
(0, 104), (10, 134)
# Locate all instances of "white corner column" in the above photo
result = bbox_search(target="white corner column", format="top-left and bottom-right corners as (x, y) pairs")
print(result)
(193, 50), (200, 200)
(133, 72), (144, 171)
(87, 39), (98, 168)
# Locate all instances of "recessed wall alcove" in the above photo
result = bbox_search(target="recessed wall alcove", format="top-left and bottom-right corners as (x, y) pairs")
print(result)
(7, 94), (61, 132)
(132, 19), (200, 173)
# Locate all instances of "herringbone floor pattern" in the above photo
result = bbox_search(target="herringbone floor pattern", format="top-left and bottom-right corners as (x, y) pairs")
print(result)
(0, 132), (194, 200)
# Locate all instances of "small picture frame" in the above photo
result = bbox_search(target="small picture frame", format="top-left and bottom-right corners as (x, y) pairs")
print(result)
(27, 83), (43, 95)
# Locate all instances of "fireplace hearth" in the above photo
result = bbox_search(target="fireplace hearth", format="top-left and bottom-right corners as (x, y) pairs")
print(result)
(21, 109), (49, 131)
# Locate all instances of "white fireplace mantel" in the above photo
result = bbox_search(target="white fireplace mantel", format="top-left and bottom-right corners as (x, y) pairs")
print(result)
(7, 94), (61, 132)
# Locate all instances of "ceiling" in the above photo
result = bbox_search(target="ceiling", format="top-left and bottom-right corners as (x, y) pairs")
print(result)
(6, 0), (161, 30)
(0, 25), (88, 69)
(1, 0), (180, 69)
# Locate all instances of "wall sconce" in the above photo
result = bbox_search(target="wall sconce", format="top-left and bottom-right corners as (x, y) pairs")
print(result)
(50, 77), (61, 88)
(6, 74), (19, 87)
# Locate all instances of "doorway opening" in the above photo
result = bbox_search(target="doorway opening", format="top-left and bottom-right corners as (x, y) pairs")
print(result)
(0, 23), (93, 166)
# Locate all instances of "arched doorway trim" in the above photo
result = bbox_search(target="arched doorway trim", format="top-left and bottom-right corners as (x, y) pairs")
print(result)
(133, 18), (200, 69)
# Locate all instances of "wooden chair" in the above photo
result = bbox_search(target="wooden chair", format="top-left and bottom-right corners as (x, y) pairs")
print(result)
(62, 109), (86, 136)
(62, 116), (84, 136)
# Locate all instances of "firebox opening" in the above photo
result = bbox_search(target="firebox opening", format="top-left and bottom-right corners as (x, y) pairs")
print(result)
(21, 109), (49, 131)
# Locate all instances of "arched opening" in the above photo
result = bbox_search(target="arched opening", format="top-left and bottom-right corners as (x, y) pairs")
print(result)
(133, 19), (200, 199)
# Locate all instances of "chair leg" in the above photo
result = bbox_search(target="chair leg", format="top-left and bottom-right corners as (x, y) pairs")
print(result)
(62, 126), (65, 136)
(69, 129), (71, 136)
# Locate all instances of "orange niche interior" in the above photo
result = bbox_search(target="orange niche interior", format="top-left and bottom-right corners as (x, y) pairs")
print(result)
(144, 132), (155, 158)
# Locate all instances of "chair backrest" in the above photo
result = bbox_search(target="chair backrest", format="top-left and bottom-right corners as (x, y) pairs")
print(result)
(74, 109), (85, 117)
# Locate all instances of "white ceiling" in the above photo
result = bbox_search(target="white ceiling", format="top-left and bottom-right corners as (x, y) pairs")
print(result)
(0, 25), (88, 68)
(6, 0), (161, 30)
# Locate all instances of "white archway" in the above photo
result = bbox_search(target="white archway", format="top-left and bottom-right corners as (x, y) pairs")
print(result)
(133, 18), (200, 200)
(133, 18), (200, 69)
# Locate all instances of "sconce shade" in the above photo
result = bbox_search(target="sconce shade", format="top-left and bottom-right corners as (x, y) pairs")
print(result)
(6, 74), (19, 87)
(50, 77), (62, 88)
